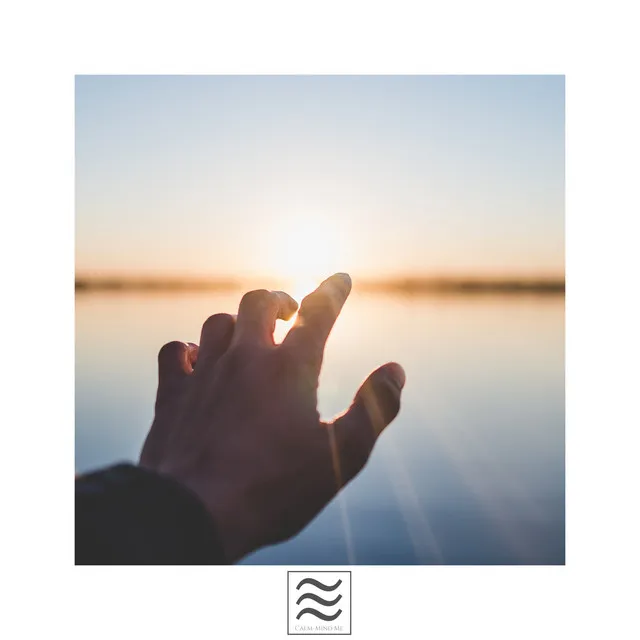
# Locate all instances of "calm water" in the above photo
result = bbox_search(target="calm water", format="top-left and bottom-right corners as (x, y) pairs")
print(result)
(75, 290), (564, 564)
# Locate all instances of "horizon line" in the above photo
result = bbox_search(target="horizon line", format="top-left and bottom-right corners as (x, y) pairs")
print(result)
(75, 274), (565, 295)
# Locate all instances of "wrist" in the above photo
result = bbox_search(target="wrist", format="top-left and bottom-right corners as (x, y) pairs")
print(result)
(150, 461), (254, 563)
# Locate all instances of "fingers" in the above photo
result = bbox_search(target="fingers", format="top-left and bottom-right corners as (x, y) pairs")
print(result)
(156, 314), (235, 405)
(282, 273), (352, 369)
(197, 313), (236, 368)
(156, 341), (198, 402)
(233, 289), (298, 345)
(329, 362), (405, 486)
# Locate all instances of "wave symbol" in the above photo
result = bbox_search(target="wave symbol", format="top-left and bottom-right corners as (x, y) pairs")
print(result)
(296, 592), (342, 607)
(296, 608), (342, 621)
(295, 577), (343, 621)
(296, 578), (342, 592)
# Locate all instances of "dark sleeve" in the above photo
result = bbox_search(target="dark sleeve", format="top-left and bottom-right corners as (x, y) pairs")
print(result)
(75, 463), (226, 565)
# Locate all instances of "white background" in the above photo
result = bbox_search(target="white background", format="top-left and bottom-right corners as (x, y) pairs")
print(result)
(1, 1), (639, 639)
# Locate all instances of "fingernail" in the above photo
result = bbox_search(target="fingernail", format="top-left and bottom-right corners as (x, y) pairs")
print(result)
(386, 363), (406, 389)
(274, 290), (299, 313)
(335, 272), (352, 290)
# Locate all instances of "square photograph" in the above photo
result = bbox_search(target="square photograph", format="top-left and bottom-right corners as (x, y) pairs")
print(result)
(75, 75), (564, 565)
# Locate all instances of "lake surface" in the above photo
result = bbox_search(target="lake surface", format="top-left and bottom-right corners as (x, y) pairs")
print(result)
(75, 290), (564, 564)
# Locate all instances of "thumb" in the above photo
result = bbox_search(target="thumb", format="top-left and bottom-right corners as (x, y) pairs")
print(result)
(329, 362), (405, 487)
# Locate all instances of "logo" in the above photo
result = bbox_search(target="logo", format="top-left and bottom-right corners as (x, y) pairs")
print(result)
(287, 571), (351, 635)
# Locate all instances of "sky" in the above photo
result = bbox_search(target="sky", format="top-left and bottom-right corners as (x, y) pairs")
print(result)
(76, 75), (564, 283)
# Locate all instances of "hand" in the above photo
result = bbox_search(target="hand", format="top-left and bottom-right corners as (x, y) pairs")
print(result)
(140, 273), (406, 562)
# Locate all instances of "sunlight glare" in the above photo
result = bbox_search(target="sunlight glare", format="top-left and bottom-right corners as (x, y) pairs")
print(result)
(269, 215), (344, 290)
(269, 215), (345, 344)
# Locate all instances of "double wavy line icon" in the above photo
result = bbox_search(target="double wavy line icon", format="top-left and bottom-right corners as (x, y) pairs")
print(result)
(295, 578), (343, 621)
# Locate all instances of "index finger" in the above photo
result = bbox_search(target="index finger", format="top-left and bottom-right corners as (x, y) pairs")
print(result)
(282, 273), (352, 367)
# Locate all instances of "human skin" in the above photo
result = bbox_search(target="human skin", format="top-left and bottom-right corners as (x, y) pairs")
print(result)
(140, 273), (406, 562)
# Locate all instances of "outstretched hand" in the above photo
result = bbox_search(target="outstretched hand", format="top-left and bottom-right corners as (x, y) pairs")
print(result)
(140, 273), (405, 562)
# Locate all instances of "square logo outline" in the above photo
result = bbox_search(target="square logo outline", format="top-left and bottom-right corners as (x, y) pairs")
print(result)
(287, 570), (352, 635)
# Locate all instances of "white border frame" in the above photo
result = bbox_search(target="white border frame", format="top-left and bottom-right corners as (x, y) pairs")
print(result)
(2, 1), (640, 638)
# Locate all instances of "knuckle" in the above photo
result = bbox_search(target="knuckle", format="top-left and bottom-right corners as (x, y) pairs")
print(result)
(299, 295), (334, 327)
(240, 289), (271, 308)
(275, 343), (296, 368)
(299, 291), (323, 313)
(158, 341), (186, 362)
(201, 312), (235, 335)
(227, 341), (253, 360)
(278, 345), (315, 381)
(222, 341), (263, 370)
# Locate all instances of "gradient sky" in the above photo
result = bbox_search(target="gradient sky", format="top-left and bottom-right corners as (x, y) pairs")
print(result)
(76, 75), (564, 281)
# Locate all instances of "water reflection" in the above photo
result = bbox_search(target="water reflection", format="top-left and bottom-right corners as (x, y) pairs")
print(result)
(75, 291), (564, 564)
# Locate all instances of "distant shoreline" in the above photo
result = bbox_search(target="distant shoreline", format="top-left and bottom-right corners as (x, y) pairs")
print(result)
(359, 277), (564, 295)
(75, 276), (564, 295)
(75, 277), (240, 292)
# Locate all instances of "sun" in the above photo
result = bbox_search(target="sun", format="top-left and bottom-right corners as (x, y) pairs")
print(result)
(268, 215), (345, 301)
(264, 215), (348, 343)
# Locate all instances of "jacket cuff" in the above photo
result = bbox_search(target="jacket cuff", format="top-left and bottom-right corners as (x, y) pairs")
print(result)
(75, 463), (226, 565)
